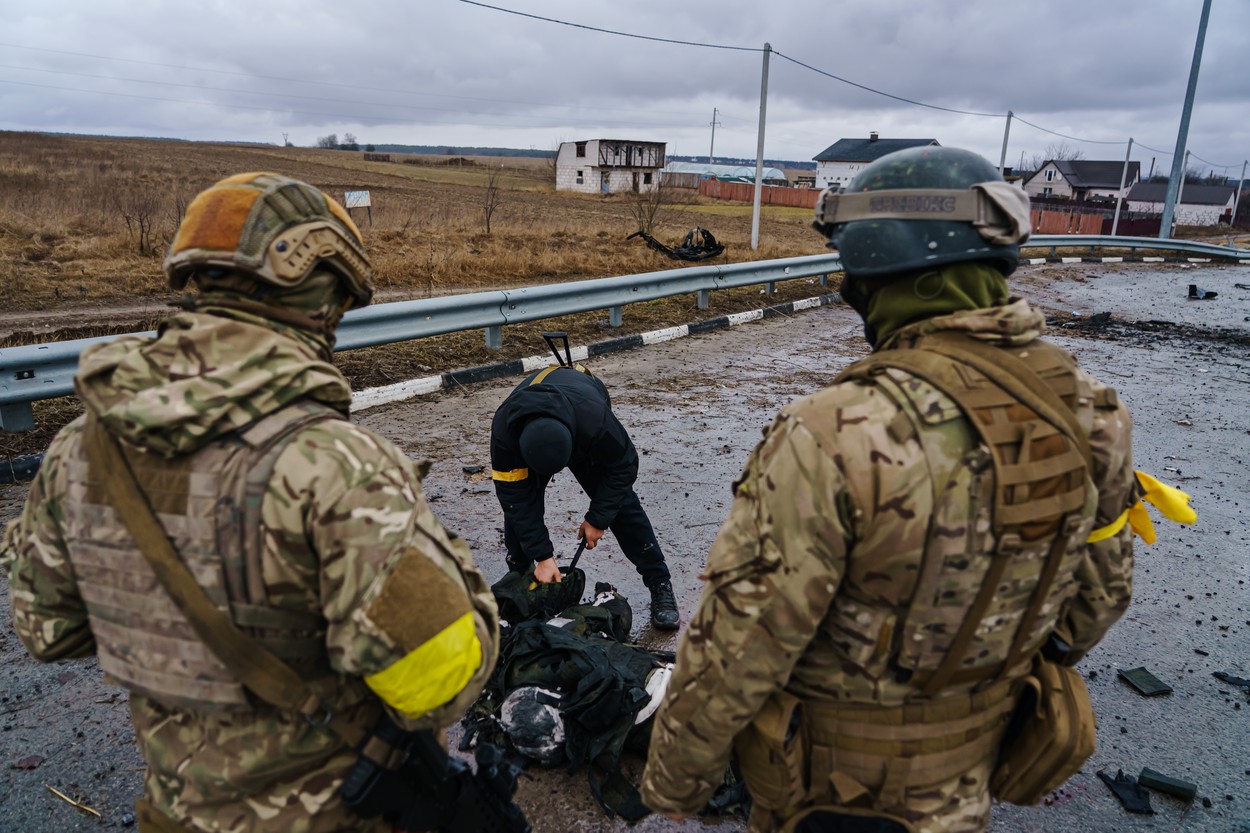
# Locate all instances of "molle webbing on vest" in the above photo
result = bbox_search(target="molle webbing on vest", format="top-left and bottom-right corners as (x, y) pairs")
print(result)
(834, 333), (1093, 693)
(73, 402), (341, 713)
(842, 335), (1089, 538)
(804, 677), (1017, 813)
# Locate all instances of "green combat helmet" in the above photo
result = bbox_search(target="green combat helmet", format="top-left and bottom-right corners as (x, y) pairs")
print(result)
(812, 146), (1031, 279)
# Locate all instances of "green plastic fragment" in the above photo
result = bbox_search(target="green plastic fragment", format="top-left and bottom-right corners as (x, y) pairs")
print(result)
(1118, 666), (1173, 696)
(1138, 768), (1197, 801)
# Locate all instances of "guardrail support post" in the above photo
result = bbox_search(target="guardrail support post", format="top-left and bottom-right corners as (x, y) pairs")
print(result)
(697, 289), (710, 309)
(1049, 246), (1056, 257)
(485, 325), (502, 350)
(819, 273), (828, 286)
(0, 403), (34, 433)
(610, 306), (623, 327)
(765, 281), (776, 295)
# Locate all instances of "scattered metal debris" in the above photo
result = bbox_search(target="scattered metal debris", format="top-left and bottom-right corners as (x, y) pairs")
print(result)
(626, 227), (726, 261)
(1213, 671), (1250, 698)
(1118, 667), (1173, 696)
(462, 465), (486, 474)
(1138, 767), (1197, 802)
(1098, 769), (1154, 814)
(1187, 284), (1218, 300)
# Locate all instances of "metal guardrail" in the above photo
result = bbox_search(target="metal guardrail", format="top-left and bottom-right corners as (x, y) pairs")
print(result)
(2, 234), (1247, 432)
(0, 253), (843, 431)
(1026, 234), (1250, 259)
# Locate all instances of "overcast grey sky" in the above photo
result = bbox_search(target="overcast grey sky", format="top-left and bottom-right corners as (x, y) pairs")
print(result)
(3, 0), (1248, 175)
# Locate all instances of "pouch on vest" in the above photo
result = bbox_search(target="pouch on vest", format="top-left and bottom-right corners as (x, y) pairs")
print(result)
(734, 691), (807, 815)
(779, 804), (918, 833)
(990, 655), (1096, 804)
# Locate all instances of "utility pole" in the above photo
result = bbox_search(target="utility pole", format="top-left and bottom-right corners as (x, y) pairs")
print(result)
(1233, 160), (1247, 230)
(1177, 150), (1192, 220)
(1111, 138), (1133, 237)
(708, 108), (721, 164)
(998, 110), (1013, 176)
(1159, 0), (1212, 239)
(750, 43), (772, 251)
(282, 132), (289, 147)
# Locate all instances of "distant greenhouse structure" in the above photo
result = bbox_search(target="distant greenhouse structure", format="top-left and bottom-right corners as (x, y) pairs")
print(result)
(662, 161), (788, 188)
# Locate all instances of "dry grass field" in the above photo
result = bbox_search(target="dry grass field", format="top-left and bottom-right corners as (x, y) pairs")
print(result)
(0, 131), (835, 458)
(0, 131), (826, 319)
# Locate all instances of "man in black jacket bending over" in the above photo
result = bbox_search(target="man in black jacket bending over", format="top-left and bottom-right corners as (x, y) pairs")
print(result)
(490, 364), (679, 630)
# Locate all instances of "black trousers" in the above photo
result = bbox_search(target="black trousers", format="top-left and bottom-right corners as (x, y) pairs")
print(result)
(503, 465), (670, 587)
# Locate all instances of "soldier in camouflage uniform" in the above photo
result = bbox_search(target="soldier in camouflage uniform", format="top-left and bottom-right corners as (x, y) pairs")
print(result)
(641, 148), (1138, 833)
(2, 173), (499, 833)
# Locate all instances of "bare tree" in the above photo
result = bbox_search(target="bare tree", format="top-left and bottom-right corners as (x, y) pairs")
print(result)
(316, 134), (338, 149)
(111, 185), (163, 255)
(626, 177), (692, 236)
(483, 166), (504, 234)
(1023, 142), (1087, 172)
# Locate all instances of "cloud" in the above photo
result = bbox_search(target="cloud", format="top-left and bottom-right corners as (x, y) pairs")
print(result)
(2, 0), (1247, 169)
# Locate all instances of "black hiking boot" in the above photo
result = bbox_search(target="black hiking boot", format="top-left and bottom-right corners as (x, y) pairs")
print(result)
(649, 581), (680, 630)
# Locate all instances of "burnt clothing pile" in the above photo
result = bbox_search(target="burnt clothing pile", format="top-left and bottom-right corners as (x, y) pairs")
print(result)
(627, 226), (726, 261)
(463, 572), (672, 820)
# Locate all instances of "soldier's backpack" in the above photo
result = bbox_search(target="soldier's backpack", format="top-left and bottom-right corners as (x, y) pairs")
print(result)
(468, 579), (667, 821)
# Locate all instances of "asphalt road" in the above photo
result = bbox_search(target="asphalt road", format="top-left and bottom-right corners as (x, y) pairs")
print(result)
(2, 262), (1248, 832)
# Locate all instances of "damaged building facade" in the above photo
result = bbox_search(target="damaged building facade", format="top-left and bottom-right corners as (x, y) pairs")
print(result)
(555, 139), (666, 196)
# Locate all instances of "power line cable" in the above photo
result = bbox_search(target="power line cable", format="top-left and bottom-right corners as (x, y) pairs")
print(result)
(1010, 115), (1127, 146)
(770, 51), (1004, 118)
(457, 1), (762, 52)
(1190, 151), (1242, 168)
(462, 3), (1203, 157)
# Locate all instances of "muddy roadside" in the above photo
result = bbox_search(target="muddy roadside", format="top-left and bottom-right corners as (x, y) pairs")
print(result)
(1, 262), (1248, 832)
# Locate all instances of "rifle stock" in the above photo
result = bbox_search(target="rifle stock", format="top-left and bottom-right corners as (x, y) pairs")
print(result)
(341, 719), (530, 833)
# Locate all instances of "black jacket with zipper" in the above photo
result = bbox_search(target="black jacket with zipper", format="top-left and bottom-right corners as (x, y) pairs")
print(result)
(490, 366), (639, 563)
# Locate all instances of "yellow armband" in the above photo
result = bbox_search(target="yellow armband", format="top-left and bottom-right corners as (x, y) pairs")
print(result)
(365, 612), (482, 718)
(1087, 470), (1197, 545)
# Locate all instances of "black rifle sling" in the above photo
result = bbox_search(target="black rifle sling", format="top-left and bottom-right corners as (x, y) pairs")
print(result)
(82, 415), (368, 750)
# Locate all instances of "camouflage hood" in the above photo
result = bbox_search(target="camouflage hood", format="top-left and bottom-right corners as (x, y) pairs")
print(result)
(75, 309), (352, 457)
(883, 297), (1047, 351)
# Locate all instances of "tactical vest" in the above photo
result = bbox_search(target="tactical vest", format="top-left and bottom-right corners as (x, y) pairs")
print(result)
(62, 401), (343, 713)
(739, 332), (1110, 823)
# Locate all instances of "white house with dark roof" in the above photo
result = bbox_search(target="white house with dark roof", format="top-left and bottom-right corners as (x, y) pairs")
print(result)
(813, 133), (940, 190)
(555, 139), (666, 195)
(1022, 160), (1141, 202)
(1126, 182), (1235, 226)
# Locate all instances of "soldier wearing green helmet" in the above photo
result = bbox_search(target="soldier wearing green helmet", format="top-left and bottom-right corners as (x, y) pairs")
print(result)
(3, 173), (500, 832)
(642, 147), (1139, 832)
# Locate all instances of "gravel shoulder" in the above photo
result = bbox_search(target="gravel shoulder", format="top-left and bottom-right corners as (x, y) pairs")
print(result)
(2, 262), (1248, 832)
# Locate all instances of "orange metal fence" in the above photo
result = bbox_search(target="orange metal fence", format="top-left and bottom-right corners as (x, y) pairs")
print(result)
(1030, 210), (1103, 235)
(699, 179), (821, 209)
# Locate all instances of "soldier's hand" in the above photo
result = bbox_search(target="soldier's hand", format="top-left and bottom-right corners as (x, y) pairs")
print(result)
(533, 557), (562, 584)
(578, 521), (605, 549)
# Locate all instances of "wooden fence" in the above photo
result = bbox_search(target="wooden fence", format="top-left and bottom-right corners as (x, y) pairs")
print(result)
(698, 179), (821, 209)
(1031, 210), (1103, 235)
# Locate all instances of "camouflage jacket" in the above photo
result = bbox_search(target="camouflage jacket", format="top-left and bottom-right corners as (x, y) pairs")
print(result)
(4, 310), (500, 833)
(640, 300), (1136, 816)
